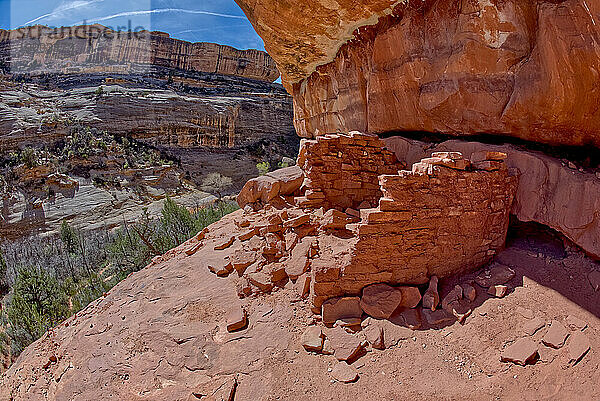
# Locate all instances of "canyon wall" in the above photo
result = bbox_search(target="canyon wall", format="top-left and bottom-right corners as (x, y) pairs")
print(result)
(0, 25), (279, 82)
(236, 0), (600, 147)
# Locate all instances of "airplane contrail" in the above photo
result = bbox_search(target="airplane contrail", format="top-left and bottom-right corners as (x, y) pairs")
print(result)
(79, 8), (248, 25)
(21, 0), (104, 27)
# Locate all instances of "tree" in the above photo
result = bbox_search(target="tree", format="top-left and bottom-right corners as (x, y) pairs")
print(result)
(60, 220), (79, 254)
(5, 266), (69, 353)
(200, 172), (233, 200)
(0, 249), (8, 294)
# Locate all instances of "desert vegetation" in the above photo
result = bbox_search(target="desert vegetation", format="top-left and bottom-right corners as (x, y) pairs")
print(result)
(0, 198), (238, 361)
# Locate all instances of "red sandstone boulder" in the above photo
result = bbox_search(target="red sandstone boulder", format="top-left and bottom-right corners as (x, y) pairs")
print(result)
(322, 297), (362, 326)
(422, 276), (440, 311)
(360, 284), (403, 320)
(237, 166), (304, 208)
(266, 165), (304, 195)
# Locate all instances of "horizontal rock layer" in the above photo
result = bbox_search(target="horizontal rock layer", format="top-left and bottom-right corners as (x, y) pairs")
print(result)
(237, 0), (600, 147)
(0, 25), (279, 82)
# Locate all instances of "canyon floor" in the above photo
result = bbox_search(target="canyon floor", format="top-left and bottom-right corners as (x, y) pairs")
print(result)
(1, 209), (598, 401)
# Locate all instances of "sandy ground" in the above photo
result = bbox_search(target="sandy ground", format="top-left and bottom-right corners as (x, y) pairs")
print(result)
(1, 213), (598, 400)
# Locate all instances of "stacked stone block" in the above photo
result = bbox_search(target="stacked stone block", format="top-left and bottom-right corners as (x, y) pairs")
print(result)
(296, 131), (404, 209)
(310, 151), (518, 308)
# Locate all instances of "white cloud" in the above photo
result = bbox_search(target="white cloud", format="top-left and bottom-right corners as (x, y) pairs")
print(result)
(21, 0), (104, 26)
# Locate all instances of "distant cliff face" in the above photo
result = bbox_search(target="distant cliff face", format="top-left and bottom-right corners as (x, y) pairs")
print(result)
(0, 25), (279, 82)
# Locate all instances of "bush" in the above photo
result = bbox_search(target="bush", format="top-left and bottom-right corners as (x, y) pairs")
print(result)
(95, 86), (105, 97)
(256, 161), (270, 176)
(4, 266), (70, 354)
(20, 148), (39, 169)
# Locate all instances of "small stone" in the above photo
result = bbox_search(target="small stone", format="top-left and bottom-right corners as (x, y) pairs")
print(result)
(522, 317), (545, 336)
(364, 324), (385, 350)
(357, 201), (371, 209)
(568, 332), (591, 365)
(321, 338), (334, 355)
(293, 274), (311, 299)
(328, 328), (367, 363)
(214, 236), (236, 250)
(232, 249), (256, 276)
(185, 242), (203, 256)
(227, 307), (247, 332)
(501, 338), (539, 366)
(461, 283), (477, 302)
(268, 263), (288, 282)
(398, 287), (422, 309)
(441, 285), (463, 312)
(247, 272), (274, 293)
(301, 326), (324, 352)
(322, 297), (362, 326)
(588, 270), (600, 291)
(331, 362), (359, 383)
(487, 285), (508, 298)
(207, 257), (234, 277)
(283, 214), (310, 228)
(542, 320), (569, 349)
(475, 264), (515, 288)
(321, 209), (348, 230)
(567, 161), (577, 169)
(238, 228), (258, 241)
(422, 276), (440, 311)
(360, 284), (403, 319)
(565, 315), (587, 331)
(196, 228), (209, 241)
(390, 308), (423, 330)
(345, 208), (360, 218)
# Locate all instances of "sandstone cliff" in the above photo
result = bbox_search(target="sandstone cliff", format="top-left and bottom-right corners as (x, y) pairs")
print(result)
(236, 0), (600, 147)
(0, 25), (279, 82)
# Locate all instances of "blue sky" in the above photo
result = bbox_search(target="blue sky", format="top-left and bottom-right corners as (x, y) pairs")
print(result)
(0, 0), (265, 51)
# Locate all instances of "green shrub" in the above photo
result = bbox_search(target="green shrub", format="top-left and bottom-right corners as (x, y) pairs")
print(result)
(60, 220), (79, 255)
(4, 266), (70, 354)
(95, 86), (105, 97)
(20, 148), (39, 169)
(256, 161), (270, 176)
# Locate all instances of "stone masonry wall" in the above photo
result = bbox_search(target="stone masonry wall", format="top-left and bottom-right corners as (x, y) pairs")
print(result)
(296, 132), (404, 210)
(310, 151), (518, 309)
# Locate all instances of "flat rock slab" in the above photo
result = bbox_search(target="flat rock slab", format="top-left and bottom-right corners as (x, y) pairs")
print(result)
(568, 332), (591, 364)
(566, 315), (588, 331)
(542, 320), (569, 349)
(475, 264), (515, 288)
(331, 362), (359, 383)
(501, 338), (539, 366)
(522, 317), (545, 336)
(360, 284), (403, 319)
(588, 270), (600, 291)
